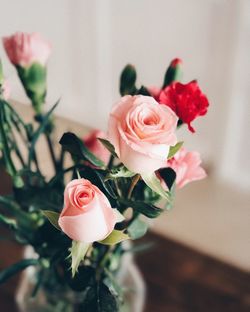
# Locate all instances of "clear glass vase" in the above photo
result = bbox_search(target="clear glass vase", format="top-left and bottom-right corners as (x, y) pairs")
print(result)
(15, 247), (145, 312)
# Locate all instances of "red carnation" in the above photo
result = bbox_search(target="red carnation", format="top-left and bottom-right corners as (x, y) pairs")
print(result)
(159, 81), (209, 132)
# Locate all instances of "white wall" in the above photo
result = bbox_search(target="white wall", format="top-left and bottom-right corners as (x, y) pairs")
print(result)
(0, 0), (249, 187)
(0, 0), (250, 269)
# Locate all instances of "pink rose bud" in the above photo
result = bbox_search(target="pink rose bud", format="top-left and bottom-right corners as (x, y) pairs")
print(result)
(108, 95), (178, 174)
(2, 32), (51, 67)
(83, 130), (110, 165)
(58, 179), (117, 243)
(167, 148), (207, 188)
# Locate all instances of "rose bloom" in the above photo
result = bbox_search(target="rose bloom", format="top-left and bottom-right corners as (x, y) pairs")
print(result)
(159, 81), (209, 132)
(58, 179), (117, 242)
(3, 32), (51, 67)
(167, 147), (206, 189)
(84, 130), (110, 164)
(108, 95), (178, 174)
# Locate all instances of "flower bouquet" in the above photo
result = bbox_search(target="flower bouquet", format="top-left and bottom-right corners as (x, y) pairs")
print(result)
(0, 32), (209, 311)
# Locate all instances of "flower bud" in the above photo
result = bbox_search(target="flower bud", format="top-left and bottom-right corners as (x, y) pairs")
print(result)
(162, 58), (182, 88)
(120, 64), (137, 96)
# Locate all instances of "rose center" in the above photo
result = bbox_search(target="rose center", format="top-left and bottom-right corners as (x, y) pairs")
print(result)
(143, 116), (158, 126)
(73, 186), (95, 209)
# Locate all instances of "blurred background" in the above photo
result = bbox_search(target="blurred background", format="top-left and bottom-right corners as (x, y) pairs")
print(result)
(0, 0), (249, 271)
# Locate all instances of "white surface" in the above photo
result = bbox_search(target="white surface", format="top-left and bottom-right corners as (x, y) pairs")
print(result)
(154, 177), (250, 271)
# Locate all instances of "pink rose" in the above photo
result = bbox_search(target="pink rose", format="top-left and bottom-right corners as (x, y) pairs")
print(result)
(168, 148), (206, 188)
(84, 130), (110, 164)
(3, 32), (51, 67)
(2, 80), (10, 100)
(58, 179), (117, 242)
(108, 95), (178, 174)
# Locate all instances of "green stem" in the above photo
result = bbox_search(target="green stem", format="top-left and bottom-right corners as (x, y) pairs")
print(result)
(9, 129), (26, 168)
(96, 247), (112, 281)
(32, 150), (42, 174)
(45, 133), (58, 173)
(0, 259), (39, 284)
(107, 154), (114, 170)
(127, 174), (140, 199)
(58, 148), (65, 171)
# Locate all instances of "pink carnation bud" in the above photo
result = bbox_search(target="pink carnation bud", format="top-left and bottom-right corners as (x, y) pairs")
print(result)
(3, 32), (51, 68)
(167, 147), (207, 188)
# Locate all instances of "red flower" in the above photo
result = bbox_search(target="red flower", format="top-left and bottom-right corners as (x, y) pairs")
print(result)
(159, 81), (209, 132)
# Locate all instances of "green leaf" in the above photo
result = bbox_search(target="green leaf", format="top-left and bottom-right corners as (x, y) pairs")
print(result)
(80, 282), (118, 312)
(79, 167), (117, 199)
(66, 266), (95, 292)
(98, 138), (118, 158)
(99, 230), (129, 245)
(59, 132), (104, 168)
(143, 185), (161, 204)
(137, 85), (151, 96)
(0, 259), (39, 284)
(158, 167), (176, 190)
(168, 141), (183, 159)
(70, 241), (91, 277)
(28, 100), (59, 167)
(1, 100), (30, 140)
(120, 64), (137, 96)
(119, 198), (162, 218)
(0, 214), (17, 229)
(0, 196), (29, 223)
(0, 104), (23, 187)
(128, 218), (148, 239)
(42, 210), (60, 231)
(105, 165), (136, 180)
(141, 172), (171, 201)
(104, 268), (123, 299)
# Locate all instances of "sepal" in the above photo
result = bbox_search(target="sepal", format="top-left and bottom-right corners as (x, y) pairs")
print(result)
(42, 210), (60, 230)
(99, 230), (129, 245)
(141, 172), (171, 201)
(69, 240), (91, 277)
(162, 58), (182, 88)
(120, 64), (137, 96)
